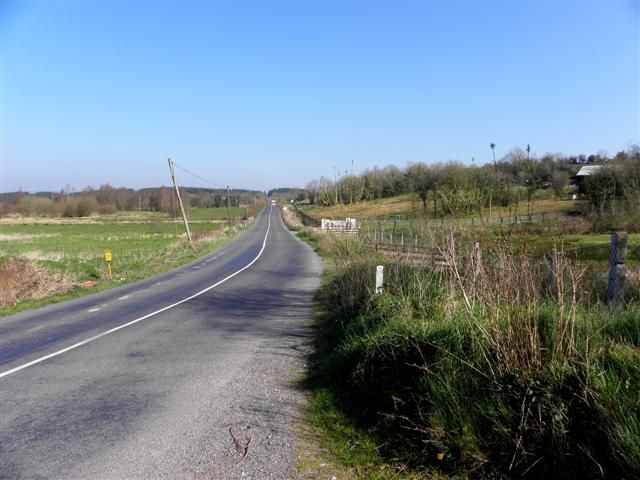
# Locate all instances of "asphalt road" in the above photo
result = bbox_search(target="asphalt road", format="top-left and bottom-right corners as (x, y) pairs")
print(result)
(0, 205), (323, 479)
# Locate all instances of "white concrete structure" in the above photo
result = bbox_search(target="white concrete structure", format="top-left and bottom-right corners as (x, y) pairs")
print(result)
(321, 218), (359, 231)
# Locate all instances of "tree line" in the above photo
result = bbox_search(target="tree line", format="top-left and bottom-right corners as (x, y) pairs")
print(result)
(1, 185), (263, 218)
(302, 146), (640, 217)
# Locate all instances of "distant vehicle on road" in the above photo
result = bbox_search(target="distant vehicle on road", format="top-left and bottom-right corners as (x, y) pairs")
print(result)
(271, 200), (276, 205)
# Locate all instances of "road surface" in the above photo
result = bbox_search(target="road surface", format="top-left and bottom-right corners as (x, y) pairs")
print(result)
(0, 205), (323, 479)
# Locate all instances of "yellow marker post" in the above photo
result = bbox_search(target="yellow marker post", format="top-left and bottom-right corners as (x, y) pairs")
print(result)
(104, 249), (113, 281)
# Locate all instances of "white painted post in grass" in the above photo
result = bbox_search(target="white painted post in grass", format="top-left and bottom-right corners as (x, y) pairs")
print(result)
(375, 265), (384, 295)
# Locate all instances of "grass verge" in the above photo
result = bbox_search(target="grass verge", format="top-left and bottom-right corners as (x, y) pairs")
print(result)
(297, 229), (640, 479)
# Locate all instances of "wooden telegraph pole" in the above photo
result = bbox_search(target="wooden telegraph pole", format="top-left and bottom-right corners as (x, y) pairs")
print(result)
(226, 185), (232, 234)
(167, 158), (192, 243)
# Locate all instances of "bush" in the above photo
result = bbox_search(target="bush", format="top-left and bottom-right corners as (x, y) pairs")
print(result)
(62, 197), (98, 217)
(76, 197), (98, 217)
(16, 196), (60, 217)
(97, 203), (118, 215)
(62, 200), (78, 217)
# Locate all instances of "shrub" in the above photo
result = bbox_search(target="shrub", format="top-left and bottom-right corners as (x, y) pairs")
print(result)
(62, 200), (78, 217)
(16, 196), (60, 217)
(97, 203), (118, 215)
(62, 197), (98, 217)
(76, 197), (98, 217)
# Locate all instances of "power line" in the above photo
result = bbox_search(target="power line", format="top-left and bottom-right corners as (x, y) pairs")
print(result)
(170, 161), (228, 189)
(173, 170), (219, 190)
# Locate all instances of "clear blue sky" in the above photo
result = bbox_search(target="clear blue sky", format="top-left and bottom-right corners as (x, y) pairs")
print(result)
(2, 0), (638, 193)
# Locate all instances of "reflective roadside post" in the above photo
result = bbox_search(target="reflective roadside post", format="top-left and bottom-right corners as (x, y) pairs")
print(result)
(104, 249), (113, 281)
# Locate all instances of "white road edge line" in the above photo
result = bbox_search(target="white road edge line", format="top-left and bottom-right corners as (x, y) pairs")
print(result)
(0, 206), (273, 379)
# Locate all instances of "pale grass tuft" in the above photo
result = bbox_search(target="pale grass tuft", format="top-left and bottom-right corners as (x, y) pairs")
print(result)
(20, 250), (64, 261)
(0, 233), (61, 241)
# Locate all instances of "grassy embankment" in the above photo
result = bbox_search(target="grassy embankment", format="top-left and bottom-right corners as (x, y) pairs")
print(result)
(293, 200), (640, 479)
(302, 195), (578, 221)
(0, 206), (257, 316)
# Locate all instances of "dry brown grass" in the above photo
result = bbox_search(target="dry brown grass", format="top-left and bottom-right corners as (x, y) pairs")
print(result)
(191, 229), (226, 244)
(0, 214), (101, 225)
(0, 258), (74, 307)
(305, 195), (417, 220)
(281, 206), (304, 228)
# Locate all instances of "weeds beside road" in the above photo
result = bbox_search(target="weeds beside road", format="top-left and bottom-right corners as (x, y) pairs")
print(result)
(298, 229), (639, 479)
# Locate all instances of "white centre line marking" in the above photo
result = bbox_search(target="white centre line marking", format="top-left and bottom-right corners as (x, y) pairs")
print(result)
(0, 207), (273, 379)
(118, 295), (131, 301)
(88, 308), (101, 313)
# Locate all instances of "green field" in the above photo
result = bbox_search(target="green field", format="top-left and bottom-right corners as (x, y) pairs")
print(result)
(514, 232), (639, 265)
(189, 206), (247, 221)
(0, 208), (249, 316)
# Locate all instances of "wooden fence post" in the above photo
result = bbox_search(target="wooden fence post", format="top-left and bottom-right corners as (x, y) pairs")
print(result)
(472, 241), (481, 277)
(608, 230), (627, 307)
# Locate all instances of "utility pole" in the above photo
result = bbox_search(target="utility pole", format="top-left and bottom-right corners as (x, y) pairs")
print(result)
(333, 166), (338, 205)
(167, 158), (192, 243)
(490, 143), (497, 173)
(226, 185), (232, 234)
(350, 160), (354, 204)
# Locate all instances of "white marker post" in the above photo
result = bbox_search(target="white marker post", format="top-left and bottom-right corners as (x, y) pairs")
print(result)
(375, 265), (384, 295)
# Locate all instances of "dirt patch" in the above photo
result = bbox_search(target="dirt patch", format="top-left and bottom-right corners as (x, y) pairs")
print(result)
(0, 258), (74, 307)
